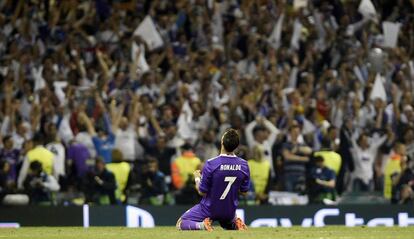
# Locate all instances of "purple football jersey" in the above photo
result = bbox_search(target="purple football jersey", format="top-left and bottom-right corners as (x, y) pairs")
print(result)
(198, 154), (250, 221)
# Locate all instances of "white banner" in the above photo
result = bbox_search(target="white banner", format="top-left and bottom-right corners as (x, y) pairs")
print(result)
(134, 16), (164, 51)
(382, 21), (401, 48)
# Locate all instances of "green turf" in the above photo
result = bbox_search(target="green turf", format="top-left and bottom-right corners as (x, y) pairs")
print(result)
(1, 226), (413, 239)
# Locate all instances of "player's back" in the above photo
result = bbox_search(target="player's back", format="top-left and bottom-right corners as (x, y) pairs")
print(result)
(199, 155), (250, 221)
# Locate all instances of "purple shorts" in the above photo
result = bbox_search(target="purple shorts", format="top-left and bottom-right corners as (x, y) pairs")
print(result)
(180, 204), (236, 229)
(181, 204), (209, 222)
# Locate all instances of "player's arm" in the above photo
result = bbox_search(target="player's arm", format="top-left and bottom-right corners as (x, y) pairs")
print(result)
(239, 163), (251, 196)
(193, 170), (206, 196)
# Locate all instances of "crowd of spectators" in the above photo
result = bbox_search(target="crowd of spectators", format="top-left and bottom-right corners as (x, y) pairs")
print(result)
(0, 0), (414, 206)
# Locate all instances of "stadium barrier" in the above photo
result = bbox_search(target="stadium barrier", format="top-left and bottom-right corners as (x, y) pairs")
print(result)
(0, 205), (413, 227)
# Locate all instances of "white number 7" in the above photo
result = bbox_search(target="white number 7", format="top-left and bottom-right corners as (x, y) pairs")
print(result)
(220, 177), (237, 200)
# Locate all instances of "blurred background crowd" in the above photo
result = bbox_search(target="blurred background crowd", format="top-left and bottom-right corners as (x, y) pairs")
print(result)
(0, 0), (414, 206)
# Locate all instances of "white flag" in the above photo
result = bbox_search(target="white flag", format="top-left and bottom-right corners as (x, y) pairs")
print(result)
(211, 3), (224, 48)
(382, 21), (401, 48)
(290, 19), (302, 50)
(53, 81), (68, 106)
(134, 16), (164, 51)
(353, 65), (364, 83)
(177, 101), (194, 140)
(370, 74), (387, 102)
(268, 14), (284, 49)
(289, 67), (299, 88)
(294, 0), (308, 10)
(358, 0), (376, 18)
(409, 60), (414, 78)
(207, 0), (214, 9)
(58, 114), (74, 144)
(302, 118), (316, 134)
(32, 66), (46, 91)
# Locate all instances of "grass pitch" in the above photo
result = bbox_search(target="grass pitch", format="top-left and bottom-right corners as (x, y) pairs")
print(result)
(1, 226), (413, 239)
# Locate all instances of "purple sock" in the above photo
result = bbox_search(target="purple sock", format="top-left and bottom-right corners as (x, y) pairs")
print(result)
(179, 219), (204, 230)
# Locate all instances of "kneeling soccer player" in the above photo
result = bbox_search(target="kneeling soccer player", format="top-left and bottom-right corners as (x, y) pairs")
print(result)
(176, 129), (250, 231)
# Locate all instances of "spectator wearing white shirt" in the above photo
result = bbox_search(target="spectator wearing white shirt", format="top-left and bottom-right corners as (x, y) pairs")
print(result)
(110, 95), (143, 162)
(12, 122), (32, 151)
(163, 122), (185, 150)
(177, 100), (210, 145)
(350, 101), (392, 191)
(75, 129), (96, 159)
(114, 118), (143, 161)
(23, 161), (60, 205)
(135, 72), (160, 100)
(195, 129), (219, 161)
(350, 132), (388, 191)
(245, 116), (280, 177)
(44, 123), (66, 182)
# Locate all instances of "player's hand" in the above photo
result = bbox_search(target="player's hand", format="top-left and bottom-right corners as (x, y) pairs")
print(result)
(193, 170), (201, 179)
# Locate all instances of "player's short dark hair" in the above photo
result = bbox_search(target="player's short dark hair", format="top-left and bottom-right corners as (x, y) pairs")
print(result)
(222, 129), (239, 153)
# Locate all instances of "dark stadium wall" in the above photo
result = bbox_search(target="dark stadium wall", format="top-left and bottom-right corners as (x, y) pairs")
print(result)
(0, 206), (83, 226)
(0, 205), (413, 227)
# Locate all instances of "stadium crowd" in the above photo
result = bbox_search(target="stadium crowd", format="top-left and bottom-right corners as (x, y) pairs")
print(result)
(0, 0), (414, 206)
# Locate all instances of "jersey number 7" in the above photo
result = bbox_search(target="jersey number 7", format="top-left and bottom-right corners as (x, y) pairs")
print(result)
(220, 177), (237, 200)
